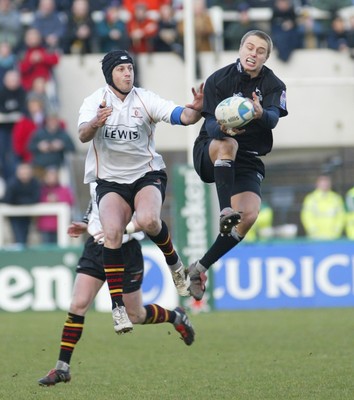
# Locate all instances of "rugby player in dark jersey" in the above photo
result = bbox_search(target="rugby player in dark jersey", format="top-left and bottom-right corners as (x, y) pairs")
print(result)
(188, 30), (288, 300)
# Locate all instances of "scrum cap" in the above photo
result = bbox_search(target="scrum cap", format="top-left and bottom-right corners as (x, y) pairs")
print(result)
(101, 50), (134, 85)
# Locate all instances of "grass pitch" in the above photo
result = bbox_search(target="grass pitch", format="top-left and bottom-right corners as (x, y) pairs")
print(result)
(1, 308), (354, 400)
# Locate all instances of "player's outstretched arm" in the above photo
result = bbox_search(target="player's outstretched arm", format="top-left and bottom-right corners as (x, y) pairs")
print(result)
(181, 83), (204, 125)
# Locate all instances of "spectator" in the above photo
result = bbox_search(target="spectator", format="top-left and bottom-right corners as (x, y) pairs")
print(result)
(297, 7), (324, 49)
(1, 162), (41, 247)
(37, 166), (74, 243)
(31, 0), (66, 50)
(345, 185), (354, 239)
(18, 27), (60, 92)
(224, 2), (259, 51)
(28, 112), (75, 177)
(126, 2), (158, 53)
(177, 0), (215, 77)
(178, 0), (214, 52)
(0, 0), (23, 51)
(61, 0), (96, 55)
(0, 42), (17, 88)
(300, 174), (346, 240)
(270, 0), (300, 62)
(12, 96), (46, 164)
(122, 0), (169, 14)
(26, 76), (52, 114)
(326, 15), (349, 51)
(0, 69), (26, 182)
(153, 3), (182, 55)
(95, 1), (130, 53)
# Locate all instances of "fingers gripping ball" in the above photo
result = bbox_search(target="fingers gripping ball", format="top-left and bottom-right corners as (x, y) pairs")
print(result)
(215, 96), (255, 129)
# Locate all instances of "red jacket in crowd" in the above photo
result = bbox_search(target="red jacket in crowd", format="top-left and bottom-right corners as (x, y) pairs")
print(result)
(18, 47), (60, 91)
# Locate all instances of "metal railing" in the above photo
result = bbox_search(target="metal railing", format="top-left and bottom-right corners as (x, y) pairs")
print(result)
(0, 203), (71, 248)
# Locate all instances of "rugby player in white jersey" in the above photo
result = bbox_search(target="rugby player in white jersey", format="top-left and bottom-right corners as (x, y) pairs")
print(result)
(78, 50), (204, 313)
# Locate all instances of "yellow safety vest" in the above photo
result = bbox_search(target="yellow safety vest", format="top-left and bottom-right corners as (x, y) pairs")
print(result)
(300, 189), (345, 240)
(345, 187), (354, 239)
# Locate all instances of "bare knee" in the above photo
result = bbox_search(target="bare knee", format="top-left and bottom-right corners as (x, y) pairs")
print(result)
(70, 300), (89, 316)
(137, 214), (161, 236)
(211, 137), (238, 161)
(104, 228), (123, 248)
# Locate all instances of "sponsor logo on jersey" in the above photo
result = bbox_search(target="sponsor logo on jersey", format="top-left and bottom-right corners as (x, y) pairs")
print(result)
(131, 107), (143, 119)
(280, 90), (286, 110)
(103, 124), (139, 141)
(255, 87), (263, 102)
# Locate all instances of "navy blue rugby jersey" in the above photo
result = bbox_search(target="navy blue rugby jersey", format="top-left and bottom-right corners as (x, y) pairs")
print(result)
(198, 59), (288, 157)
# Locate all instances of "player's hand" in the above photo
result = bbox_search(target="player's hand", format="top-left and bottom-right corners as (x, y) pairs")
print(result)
(67, 221), (88, 237)
(93, 230), (104, 243)
(220, 124), (245, 136)
(251, 92), (263, 119)
(95, 99), (112, 127)
(186, 82), (204, 112)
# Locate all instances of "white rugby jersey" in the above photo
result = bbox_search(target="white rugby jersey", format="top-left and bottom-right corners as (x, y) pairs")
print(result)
(79, 85), (179, 184)
(87, 182), (144, 244)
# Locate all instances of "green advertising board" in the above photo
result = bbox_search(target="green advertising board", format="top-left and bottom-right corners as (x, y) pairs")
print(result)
(0, 247), (81, 312)
(172, 164), (214, 312)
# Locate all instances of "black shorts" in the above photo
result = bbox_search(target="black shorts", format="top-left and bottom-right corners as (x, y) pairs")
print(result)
(76, 236), (144, 294)
(96, 170), (167, 211)
(193, 136), (265, 198)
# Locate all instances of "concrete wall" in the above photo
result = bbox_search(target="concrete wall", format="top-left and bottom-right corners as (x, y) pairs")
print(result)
(56, 49), (354, 153)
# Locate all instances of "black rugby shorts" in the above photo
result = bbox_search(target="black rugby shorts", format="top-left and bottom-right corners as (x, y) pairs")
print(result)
(96, 170), (167, 211)
(76, 236), (144, 293)
(193, 137), (264, 198)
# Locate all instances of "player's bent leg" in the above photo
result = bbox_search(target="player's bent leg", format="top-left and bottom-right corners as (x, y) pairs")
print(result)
(134, 299), (195, 346)
(123, 290), (146, 324)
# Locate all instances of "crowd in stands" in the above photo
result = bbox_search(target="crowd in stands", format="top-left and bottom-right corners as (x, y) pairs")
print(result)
(0, 0), (354, 246)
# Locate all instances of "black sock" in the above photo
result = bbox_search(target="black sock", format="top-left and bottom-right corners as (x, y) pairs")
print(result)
(214, 159), (234, 210)
(58, 313), (85, 365)
(200, 234), (243, 268)
(103, 247), (125, 306)
(147, 220), (178, 265)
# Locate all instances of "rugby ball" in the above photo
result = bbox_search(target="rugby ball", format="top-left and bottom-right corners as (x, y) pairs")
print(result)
(215, 96), (255, 129)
